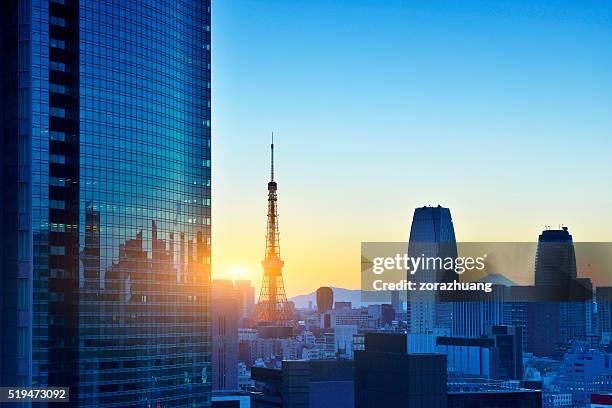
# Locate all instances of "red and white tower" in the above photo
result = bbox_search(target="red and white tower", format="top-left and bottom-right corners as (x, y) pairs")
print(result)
(256, 135), (294, 325)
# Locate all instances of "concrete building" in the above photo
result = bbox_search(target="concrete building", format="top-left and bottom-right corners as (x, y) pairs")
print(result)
(334, 325), (358, 358)
(554, 346), (612, 406)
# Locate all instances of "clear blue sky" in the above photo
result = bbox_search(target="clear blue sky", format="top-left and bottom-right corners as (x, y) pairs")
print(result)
(211, 0), (612, 296)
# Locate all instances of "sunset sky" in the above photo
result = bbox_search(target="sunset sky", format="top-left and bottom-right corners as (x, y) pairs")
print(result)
(211, 0), (612, 297)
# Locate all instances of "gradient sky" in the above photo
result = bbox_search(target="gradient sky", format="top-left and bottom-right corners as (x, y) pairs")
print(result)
(211, 0), (612, 297)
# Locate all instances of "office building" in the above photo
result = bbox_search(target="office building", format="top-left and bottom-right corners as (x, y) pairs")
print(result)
(597, 287), (612, 344)
(235, 279), (256, 326)
(354, 333), (447, 407)
(1, 0), (212, 405)
(334, 301), (352, 311)
(213, 280), (240, 391)
(452, 280), (506, 338)
(316, 286), (333, 315)
(334, 324), (358, 358)
(436, 325), (523, 381)
(554, 345), (612, 406)
(407, 205), (457, 334)
(251, 360), (354, 408)
(534, 227), (577, 288)
(531, 227), (585, 356)
(321, 307), (377, 329)
(447, 380), (542, 408)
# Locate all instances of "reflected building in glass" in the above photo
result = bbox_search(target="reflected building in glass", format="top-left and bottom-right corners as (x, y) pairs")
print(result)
(1, 0), (212, 406)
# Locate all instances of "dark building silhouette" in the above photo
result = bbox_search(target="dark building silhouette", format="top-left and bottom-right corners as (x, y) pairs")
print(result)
(381, 303), (396, 326)
(535, 227), (577, 287)
(354, 333), (447, 408)
(316, 286), (334, 315)
(447, 383), (542, 408)
(1, 0), (212, 405)
(530, 227), (585, 356)
(528, 301), (561, 357)
(251, 360), (354, 408)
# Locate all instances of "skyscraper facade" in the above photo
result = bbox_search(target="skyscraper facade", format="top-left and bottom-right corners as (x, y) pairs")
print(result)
(535, 227), (577, 288)
(407, 205), (458, 333)
(1, 0), (212, 406)
(452, 286), (505, 338)
(531, 227), (583, 356)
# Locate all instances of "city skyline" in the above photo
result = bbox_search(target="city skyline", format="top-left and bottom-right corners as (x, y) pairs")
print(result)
(211, 0), (612, 297)
(2, 1), (611, 406)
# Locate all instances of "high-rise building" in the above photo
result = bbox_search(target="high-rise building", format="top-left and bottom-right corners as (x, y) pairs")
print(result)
(597, 287), (612, 345)
(436, 325), (523, 381)
(235, 279), (256, 326)
(316, 286), (334, 315)
(354, 333), (447, 408)
(452, 283), (505, 338)
(1, 1), (211, 406)
(407, 205), (458, 333)
(535, 227), (577, 287)
(212, 280), (240, 391)
(531, 227), (584, 356)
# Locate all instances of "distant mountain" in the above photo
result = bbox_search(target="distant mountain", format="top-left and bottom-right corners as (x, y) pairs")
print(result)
(290, 276), (517, 309)
(477, 273), (517, 286)
(289, 287), (374, 309)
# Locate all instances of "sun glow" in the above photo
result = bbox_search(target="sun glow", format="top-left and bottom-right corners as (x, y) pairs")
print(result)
(231, 266), (248, 279)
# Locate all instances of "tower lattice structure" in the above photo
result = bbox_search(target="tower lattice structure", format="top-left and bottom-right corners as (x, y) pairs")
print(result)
(257, 136), (295, 325)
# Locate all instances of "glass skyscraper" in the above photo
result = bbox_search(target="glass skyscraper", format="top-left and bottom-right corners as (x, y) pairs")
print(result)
(407, 205), (457, 334)
(530, 227), (584, 356)
(1, 0), (211, 406)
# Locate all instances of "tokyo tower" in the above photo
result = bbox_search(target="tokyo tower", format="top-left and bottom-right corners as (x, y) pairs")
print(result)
(256, 135), (295, 325)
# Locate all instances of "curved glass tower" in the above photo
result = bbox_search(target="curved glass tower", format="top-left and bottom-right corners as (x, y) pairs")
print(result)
(1, 0), (212, 406)
(407, 205), (457, 334)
